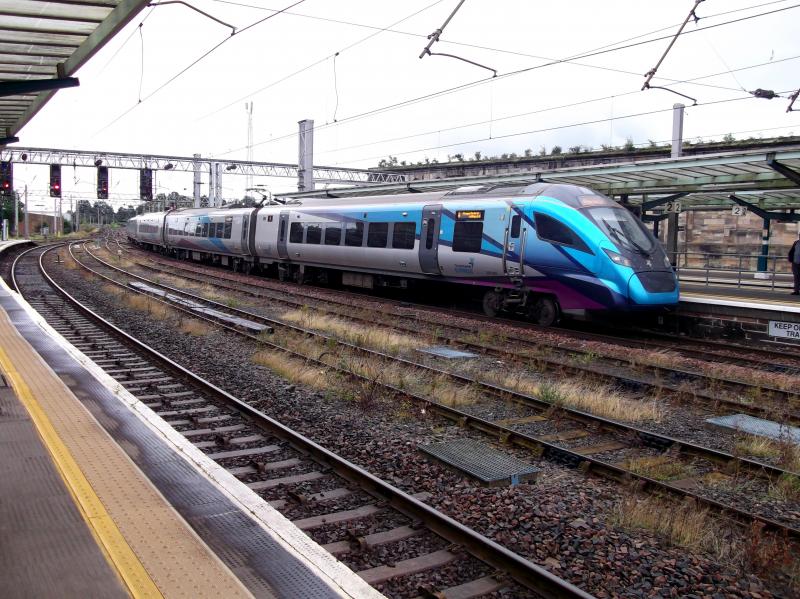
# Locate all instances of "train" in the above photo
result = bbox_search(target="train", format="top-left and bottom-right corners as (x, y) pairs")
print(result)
(127, 182), (679, 326)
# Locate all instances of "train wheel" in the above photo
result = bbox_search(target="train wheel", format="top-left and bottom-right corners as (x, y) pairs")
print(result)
(482, 290), (502, 317)
(530, 297), (558, 326)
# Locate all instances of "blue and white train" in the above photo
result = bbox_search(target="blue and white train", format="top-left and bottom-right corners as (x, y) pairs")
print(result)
(127, 182), (678, 325)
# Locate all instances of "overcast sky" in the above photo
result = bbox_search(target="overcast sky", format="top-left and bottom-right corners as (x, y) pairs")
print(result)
(13, 0), (800, 213)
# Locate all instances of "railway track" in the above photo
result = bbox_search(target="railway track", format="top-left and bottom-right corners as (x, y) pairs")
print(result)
(111, 236), (800, 374)
(111, 240), (800, 421)
(13, 242), (590, 599)
(75, 240), (800, 541)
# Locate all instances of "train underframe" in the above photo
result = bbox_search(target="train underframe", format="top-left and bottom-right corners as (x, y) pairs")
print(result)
(131, 240), (565, 326)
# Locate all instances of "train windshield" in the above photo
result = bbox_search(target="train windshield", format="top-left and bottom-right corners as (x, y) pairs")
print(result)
(587, 207), (654, 254)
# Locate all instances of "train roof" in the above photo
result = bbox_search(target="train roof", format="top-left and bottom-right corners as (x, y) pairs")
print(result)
(131, 183), (616, 218)
(275, 182), (612, 210)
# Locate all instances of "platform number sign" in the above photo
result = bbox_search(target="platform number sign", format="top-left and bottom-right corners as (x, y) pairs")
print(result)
(664, 201), (682, 214)
(731, 205), (748, 216)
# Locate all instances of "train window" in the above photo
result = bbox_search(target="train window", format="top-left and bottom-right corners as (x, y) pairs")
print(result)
(367, 222), (389, 248)
(268, 215), (274, 222)
(325, 226), (342, 245)
(279, 219), (286, 241)
(425, 218), (435, 249)
(202, 223), (209, 237)
(392, 222), (416, 249)
(345, 222), (364, 246)
(195, 223), (202, 236)
(534, 213), (590, 252)
(290, 222), (304, 243)
(216, 222), (224, 238)
(453, 221), (483, 252)
(510, 214), (521, 238)
(223, 221), (232, 239)
(306, 224), (322, 244)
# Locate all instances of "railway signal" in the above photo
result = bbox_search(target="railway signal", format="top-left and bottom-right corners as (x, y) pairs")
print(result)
(139, 168), (153, 201)
(49, 164), (61, 197)
(97, 166), (109, 199)
(0, 161), (11, 196)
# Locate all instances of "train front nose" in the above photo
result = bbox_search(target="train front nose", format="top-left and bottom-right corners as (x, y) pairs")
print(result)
(627, 270), (679, 306)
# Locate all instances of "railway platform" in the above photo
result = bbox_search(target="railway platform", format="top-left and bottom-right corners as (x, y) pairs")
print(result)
(670, 282), (800, 345)
(0, 242), (379, 599)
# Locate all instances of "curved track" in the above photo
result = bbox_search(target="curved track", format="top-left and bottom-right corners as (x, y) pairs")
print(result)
(75, 240), (800, 542)
(12, 242), (590, 599)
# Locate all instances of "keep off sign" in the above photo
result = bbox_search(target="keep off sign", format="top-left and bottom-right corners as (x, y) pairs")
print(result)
(769, 321), (800, 339)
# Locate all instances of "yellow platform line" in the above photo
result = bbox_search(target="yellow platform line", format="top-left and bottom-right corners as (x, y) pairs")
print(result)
(0, 344), (163, 599)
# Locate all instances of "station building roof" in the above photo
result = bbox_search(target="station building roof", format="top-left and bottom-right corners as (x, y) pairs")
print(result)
(0, 0), (149, 145)
(283, 145), (800, 211)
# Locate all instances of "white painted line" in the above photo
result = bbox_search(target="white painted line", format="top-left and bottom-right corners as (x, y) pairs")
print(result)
(681, 293), (800, 314)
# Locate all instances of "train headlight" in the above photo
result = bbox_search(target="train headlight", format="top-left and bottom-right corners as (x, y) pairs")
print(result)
(603, 247), (632, 267)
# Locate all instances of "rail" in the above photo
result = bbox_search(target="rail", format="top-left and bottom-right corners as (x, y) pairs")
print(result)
(675, 250), (795, 290)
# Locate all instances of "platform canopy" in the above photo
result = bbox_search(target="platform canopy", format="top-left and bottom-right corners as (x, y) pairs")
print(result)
(0, 0), (149, 145)
(284, 145), (800, 211)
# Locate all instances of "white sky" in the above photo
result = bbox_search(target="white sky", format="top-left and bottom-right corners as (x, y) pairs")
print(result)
(13, 0), (800, 213)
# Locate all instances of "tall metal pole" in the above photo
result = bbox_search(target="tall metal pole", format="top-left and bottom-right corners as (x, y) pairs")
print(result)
(214, 162), (222, 206)
(298, 119), (314, 192)
(13, 190), (18, 237)
(245, 102), (253, 193)
(193, 153), (202, 207)
(667, 103), (684, 265)
(208, 162), (216, 207)
(24, 185), (28, 238)
(758, 216), (770, 272)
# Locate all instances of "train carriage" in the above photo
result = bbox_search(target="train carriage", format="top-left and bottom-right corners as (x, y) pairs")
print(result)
(164, 207), (256, 268)
(128, 182), (678, 325)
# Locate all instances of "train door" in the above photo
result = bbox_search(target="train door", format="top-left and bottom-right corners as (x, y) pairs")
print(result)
(277, 211), (289, 259)
(502, 205), (527, 278)
(419, 205), (442, 274)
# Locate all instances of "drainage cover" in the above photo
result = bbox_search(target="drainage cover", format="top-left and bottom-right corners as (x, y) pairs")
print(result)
(705, 413), (800, 444)
(418, 346), (477, 359)
(419, 438), (539, 485)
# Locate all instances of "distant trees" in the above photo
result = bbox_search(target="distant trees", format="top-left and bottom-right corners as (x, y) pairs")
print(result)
(371, 132), (762, 168)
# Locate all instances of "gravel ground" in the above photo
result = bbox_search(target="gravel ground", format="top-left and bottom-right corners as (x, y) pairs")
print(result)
(36, 249), (800, 597)
(111, 246), (800, 466)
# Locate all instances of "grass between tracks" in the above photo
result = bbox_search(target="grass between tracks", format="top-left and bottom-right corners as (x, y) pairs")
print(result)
(479, 369), (662, 423)
(620, 455), (693, 481)
(281, 307), (423, 354)
(592, 344), (800, 394)
(253, 329), (479, 408)
(735, 434), (800, 474)
(613, 495), (800, 591)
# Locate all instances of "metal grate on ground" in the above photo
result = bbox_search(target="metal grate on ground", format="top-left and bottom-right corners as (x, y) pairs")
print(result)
(419, 438), (540, 486)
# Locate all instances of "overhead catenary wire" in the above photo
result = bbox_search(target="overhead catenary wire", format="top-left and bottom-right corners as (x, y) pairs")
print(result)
(787, 88), (800, 112)
(328, 91), (796, 167)
(137, 23), (145, 103)
(417, 0), (497, 76)
(642, 0), (704, 92)
(95, 6), (155, 76)
(92, 0), (307, 138)
(311, 54), (800, 158)
(198, 0), (448, 122)
(210, 2), (800, 158)
(205, 0), (792, 79)
(214, 51), (800, 160)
